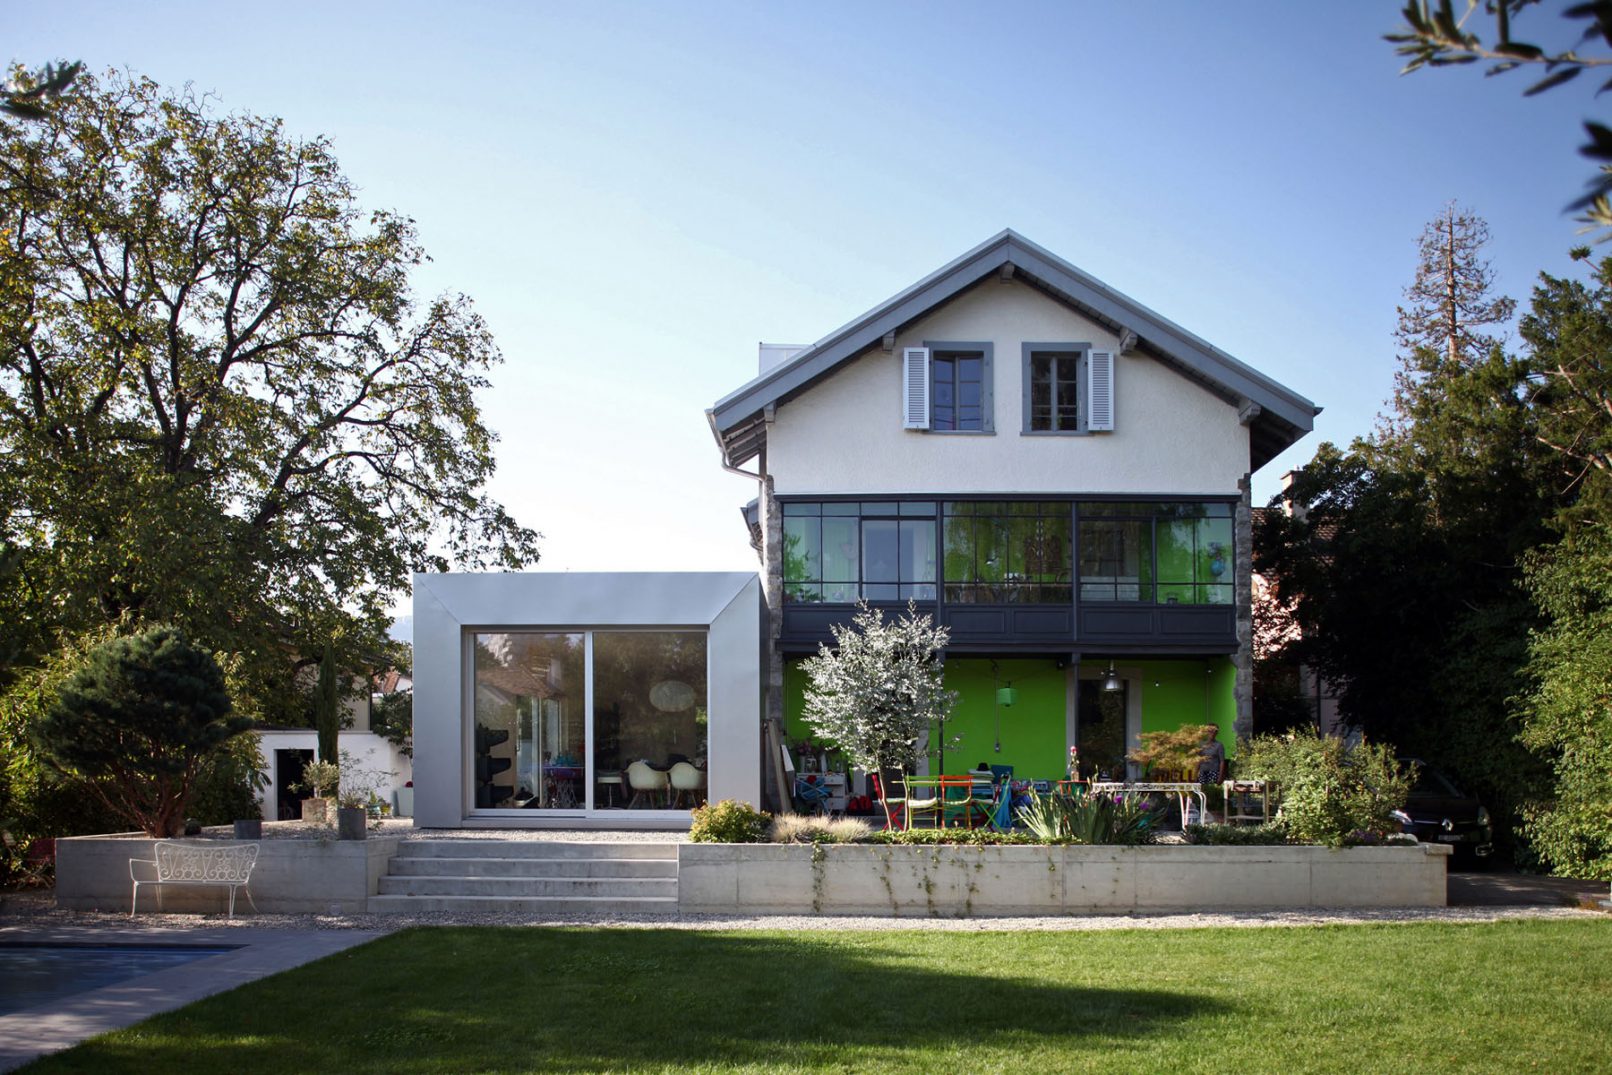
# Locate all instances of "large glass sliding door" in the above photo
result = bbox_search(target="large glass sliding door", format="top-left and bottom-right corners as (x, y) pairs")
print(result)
(473, 632), (586, 811)
(592, 632), (708, 811)
(470, 629), (708, 815)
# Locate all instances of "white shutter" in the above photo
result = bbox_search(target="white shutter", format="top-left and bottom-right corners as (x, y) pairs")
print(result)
(1087, 350), (1115, 431)
(902, 346), (930, 429)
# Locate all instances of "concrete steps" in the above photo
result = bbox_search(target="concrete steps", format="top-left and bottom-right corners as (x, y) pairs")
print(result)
(368, 840), (681, 915)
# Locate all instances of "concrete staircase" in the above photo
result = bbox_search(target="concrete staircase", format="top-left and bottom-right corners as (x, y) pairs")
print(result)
(368, 840), (680, 915)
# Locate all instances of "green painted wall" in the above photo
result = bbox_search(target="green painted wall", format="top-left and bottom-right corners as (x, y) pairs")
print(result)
(936, 658), (1066, 778)
(1081, 657), (1236, 758)
(785, 653), (1237, 776)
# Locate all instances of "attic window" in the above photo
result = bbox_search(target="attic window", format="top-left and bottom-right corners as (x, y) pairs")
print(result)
(907, 341), (994, 433)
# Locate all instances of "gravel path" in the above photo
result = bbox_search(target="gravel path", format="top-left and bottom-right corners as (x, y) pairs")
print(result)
(0, 889), (1594, 935)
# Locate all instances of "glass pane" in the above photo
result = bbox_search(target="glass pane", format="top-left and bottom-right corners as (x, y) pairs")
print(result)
(959, 381), (981, 407)
(900, 501), (937, 517)
(783, 516), (820, 584)
(823, 582), (858, 602)
(860, 502), (898, 515)
(781, 501), (819, 516)
(593, 632), (708, 812)
(900, 519), (936, 583)
(863, 519), (899, 583)
(1078, 520), (1151, 602)
(862, 583), (899, 601)
(902, 583), (938, 601)
(821, 502), (859, 516)
(957, 356), (982, 382)
(473, 633), (585, 810)
(822, 517), (858, 582)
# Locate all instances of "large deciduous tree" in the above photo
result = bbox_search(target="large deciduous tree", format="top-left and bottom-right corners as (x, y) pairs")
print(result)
(0, 71), (538, 712)
(1514, 255), (1612, 878)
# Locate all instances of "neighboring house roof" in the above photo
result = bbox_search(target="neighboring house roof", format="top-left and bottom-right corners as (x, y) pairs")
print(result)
(707, 229), (1321, 473)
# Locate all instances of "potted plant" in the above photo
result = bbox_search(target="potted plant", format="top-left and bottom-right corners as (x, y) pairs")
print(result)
(334, 751), (396, 840)
(298, 759), (341, 824)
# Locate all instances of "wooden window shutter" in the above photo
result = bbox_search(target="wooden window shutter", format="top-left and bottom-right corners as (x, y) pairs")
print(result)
(902, 346), (930, 429)
(1087, 350), (1115, 431)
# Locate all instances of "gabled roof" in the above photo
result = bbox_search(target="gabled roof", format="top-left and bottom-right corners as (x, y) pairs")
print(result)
(707, 229), (1320, 473)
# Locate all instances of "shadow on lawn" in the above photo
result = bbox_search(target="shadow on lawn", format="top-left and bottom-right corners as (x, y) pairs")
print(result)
(31, 927), (1233, 1073)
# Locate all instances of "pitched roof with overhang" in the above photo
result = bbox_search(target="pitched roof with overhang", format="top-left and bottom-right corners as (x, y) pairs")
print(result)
(707, 229), (1320, 473)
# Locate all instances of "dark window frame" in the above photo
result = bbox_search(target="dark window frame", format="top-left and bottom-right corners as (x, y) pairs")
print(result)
(781, 501), (938, 604)
(1021, 342), (1090, 435)
(922, 340), (994, 433)
(1075, 501), (1235, 606)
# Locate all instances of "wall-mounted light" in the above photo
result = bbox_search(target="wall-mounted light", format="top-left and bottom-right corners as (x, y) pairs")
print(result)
(996, 685), (1018, 707)
(1102, 663), (1123, 693)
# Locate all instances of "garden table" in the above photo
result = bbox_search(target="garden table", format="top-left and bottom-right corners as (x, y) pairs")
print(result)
(1088, 781), (1208, 833)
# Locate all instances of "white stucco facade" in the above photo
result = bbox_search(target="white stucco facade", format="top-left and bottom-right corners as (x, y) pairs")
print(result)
(411, 572), (762, 829)
(253, 729), (413, 820)
(765, 280), (1250, 496)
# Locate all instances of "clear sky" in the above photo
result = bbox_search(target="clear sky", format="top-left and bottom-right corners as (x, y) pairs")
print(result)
(9, 2), (1600, 580)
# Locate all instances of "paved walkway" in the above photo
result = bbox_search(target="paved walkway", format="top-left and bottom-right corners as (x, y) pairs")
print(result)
(0, 923), (382, 1072)
(1447, 869), (1609, 908)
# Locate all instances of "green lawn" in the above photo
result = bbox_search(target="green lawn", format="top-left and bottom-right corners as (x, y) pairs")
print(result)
(25, 920), (1612, 1074)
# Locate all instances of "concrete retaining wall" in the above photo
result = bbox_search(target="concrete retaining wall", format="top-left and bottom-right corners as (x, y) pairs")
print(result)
(677, 843), (1450, 916)
(56, 835), (402, 914)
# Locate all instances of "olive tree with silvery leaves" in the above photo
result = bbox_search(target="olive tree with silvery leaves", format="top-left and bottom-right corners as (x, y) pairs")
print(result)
(798, 602), (958, 829)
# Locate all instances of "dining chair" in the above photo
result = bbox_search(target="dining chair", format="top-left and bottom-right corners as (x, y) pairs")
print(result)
(869, 771), (906, 831)
(938, 775), (977, 829)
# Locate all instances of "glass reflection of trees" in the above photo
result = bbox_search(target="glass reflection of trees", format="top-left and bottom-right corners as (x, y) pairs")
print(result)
(472, 633), (584, 810)
(593, 632), (708, 809)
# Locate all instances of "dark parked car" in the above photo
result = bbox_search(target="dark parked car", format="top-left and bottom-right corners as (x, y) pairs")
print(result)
(1393, 759), (1493, 864)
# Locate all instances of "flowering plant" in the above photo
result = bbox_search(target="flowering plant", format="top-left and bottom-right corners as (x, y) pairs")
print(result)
(1067, 745), (1080, 779)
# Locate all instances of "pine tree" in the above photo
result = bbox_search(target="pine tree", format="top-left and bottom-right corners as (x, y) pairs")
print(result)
(1384, 204), (1517, 450)
(31, 626), (249, 837)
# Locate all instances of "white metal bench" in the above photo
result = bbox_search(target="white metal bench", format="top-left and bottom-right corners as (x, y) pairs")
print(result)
(130, 841), (260, 917)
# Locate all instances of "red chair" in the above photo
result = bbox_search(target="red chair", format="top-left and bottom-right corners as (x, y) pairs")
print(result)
(869, 772), (906, 831)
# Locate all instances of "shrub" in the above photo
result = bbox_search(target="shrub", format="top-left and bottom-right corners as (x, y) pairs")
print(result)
(689, 799), (771, 843)
(1015, 788), (1160, 845)
(868, 828), (1036, 846)
(1237, 729), (1410, 847)
(1184, 823), (1290, 846)
(31, 626), (251, 837)
(770, 814), (873, 844)
(1128, 724), (1221, 781)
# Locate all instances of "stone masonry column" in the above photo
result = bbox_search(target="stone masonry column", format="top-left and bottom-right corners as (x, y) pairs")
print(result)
(759, 473), (789, 811)
(1233, 473), (1254, 746)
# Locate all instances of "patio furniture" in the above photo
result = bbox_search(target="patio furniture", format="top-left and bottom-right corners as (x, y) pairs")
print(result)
(869, 772), (906, 830)
(901, 776), (944, 829)
(794, 776), (833, 816)
(938, 775), (978, 828)
(1223, 779), (1273, 825)
(1089, 781), (1208, 833)
(130, 841), (259, 918)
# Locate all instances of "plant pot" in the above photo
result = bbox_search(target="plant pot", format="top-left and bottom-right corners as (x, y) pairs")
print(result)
(301, 798), (331, 824)
(336, 806), (367, 840)
(233, 819), (263, 840)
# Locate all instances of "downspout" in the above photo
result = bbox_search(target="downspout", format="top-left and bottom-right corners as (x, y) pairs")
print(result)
(707, 407), (793, 813)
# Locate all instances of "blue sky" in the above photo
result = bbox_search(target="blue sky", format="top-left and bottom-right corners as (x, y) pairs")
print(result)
(10, 2), (1600, 578)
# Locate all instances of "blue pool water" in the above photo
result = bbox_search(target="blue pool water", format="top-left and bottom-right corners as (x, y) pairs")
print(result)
(0, 944), (239, 1015)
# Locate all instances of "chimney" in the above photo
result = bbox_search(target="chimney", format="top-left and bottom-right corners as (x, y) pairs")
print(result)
(758, 343), (809, 375)
(1280, 469), (1307, 521)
